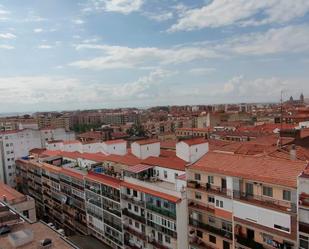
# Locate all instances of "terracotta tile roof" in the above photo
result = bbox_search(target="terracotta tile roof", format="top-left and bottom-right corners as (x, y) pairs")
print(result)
(60, 168), (86, 180)
(190, 151), (306, 188)
(104, 154), (142, 166)
(160, 141), (176, 149)
(0, 182), (24, 202)
(121, 181), (180, 203)
(142, 156), (186, 171)
(29, 148), (46, 154)
(177, 173), (186, 181)
(126, 164), (154, 173)
(63, 140), (81, 145)
(134, 139), (160, 145)
(176, 127), (210, 132)
(103, 139), (126, 145)
(85, 172), (121, 188)
(179, 137), (208, 146)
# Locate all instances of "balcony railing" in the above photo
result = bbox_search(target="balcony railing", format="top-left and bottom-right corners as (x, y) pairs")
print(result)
(146, 204), (176, 219)
(233, 190), (297, 213)
(104, 218), (123, 232)
(235, 235), (264, 249)
(124, 225), (147, 241)
(187, 181), (232, 197)
(189, 218), (232, 240)
(122, 194), (145, 206)
(123, 208), (146, 223)
(148, 237), (170, 249)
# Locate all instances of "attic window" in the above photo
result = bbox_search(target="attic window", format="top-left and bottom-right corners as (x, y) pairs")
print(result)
(147, 146), (149, 151)
(196, 148), (198, 152)
(113, 146), (115, 150)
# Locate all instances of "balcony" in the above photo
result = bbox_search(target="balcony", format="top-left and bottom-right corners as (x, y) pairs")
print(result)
(103, 205), (121, 217)
(187, 181), (231, 198)
(148, 237), (170, 249)
(146, 204), (176, 220)
(123, 208), (146, 224)
(122, 194), (145, 207)
(189, 218), (232, 240)
(189, 237), (216, 249)
(235, 235), (264, 249)
(188, 199), (215, 214)
(147, 221), (177, 238)
(233, 190), (296, 213)
(124, 225), (147, 241)
(104, 218), (122, 232)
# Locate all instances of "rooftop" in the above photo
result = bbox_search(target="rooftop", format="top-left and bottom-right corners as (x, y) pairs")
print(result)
(0, 182), (25, 203)
(0, 221), (75, 249)
(190, 151), (306, 188)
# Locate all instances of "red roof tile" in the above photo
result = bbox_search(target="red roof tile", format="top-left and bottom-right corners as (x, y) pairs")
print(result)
(142, 156), (186, 171)
(85, 172), (121, 188)
(121, 181), (180, 203)
(180, 137), (208, 146)
(104, 139), (126, 145)
(190, 152), (306, 188)
(134, 139), (160, 145)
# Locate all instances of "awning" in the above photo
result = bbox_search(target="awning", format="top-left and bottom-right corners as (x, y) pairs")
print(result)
(126, 164), (154, 174)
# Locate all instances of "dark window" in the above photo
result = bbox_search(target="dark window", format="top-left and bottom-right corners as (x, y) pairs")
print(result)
(283, 190), (291, 201)
(196, 230), (203, 238)
(194, 173), (201, 181)
(209, 235), (216, 244)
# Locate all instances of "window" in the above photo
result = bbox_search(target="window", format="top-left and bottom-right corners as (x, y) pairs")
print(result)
(163, 202), (169, 208)
(208, 175), (214, 184)
(165, 236), (171, 244)
(196, 230), (203, 238)
(135, 221), (140, 229)
(164, 171), (167, 178)
(208, 216), (215, 224)
(194, 173), (201, 181)
(208, 196), (215, 203)
(128, 203), (132, 210)
(174, 173), (178, 179)
(127, 188), (131, 195)
(209, 235), (216, 244)
(156, 200), (161, 207)
(129, 219), (132, 225)
(195, 192), (202, 200)
(134, 205), (138, 212)
(263, 186), (273, 197)
(283, 190), (291, 201)
(300, 235), (309, 249)
(222, 222), (232, 232)
(133, 190), (138, 197)
(274, 224), (289, 232)
(216, 200), (223, 208)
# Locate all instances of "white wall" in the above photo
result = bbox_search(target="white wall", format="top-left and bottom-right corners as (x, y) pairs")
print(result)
(176, 141), (209, 163)
(102, 141), (127, 155)
(215, 196), (233, 212)
(154, 166), (184, 185)
(176, 198), (188, 249)
(233, 200), (291, 233)
(0, 129), (42, 186)
(131, 142), (160, 159)
(83, 143), (102, 153)
(63, 142), (83, 152)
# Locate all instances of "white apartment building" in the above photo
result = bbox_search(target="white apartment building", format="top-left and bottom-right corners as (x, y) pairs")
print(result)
(0, 128), (75, 187)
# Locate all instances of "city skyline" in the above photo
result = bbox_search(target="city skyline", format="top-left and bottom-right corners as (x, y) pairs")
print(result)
(0, 0), (309, 112)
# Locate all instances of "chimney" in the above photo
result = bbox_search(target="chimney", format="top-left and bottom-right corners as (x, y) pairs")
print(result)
(290, 144), (296, 160)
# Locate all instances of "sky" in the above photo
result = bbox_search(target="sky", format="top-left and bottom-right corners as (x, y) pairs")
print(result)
(0, 0), (309, 112)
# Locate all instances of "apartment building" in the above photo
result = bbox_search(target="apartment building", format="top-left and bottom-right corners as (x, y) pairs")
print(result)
(15, 138), (211, 249)
(0, 128), (75, 187)
(186, 151), (305, 249)
(36, 113), (70, 131)
(298, 166), (309, 249)
(15, 157), (89, 237)
(0, 129), (41, 186)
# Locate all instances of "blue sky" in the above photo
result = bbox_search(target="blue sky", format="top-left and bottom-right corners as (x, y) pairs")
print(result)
(0, 0), (309, 112)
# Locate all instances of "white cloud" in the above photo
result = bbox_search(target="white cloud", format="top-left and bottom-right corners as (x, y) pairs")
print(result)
(189, 67), (216, 75)
(33, 28), (43, 33)
(85, 0), (144, 14)
(0, 44), (14, 49)
(221, 24), (309, 55)
(72, 19), (85, 25)
(38, 45), (53, 49)
(169, 0), (309, 31)
(145, 11), (173, 22)
(0, 69), (174, 111)
(70, 44), (219, 70)
(0, 6), (10, 21)
(0, 33), (16, 39)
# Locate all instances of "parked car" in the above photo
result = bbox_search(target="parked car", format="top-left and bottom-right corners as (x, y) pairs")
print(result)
(0, 225), (11, 235)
